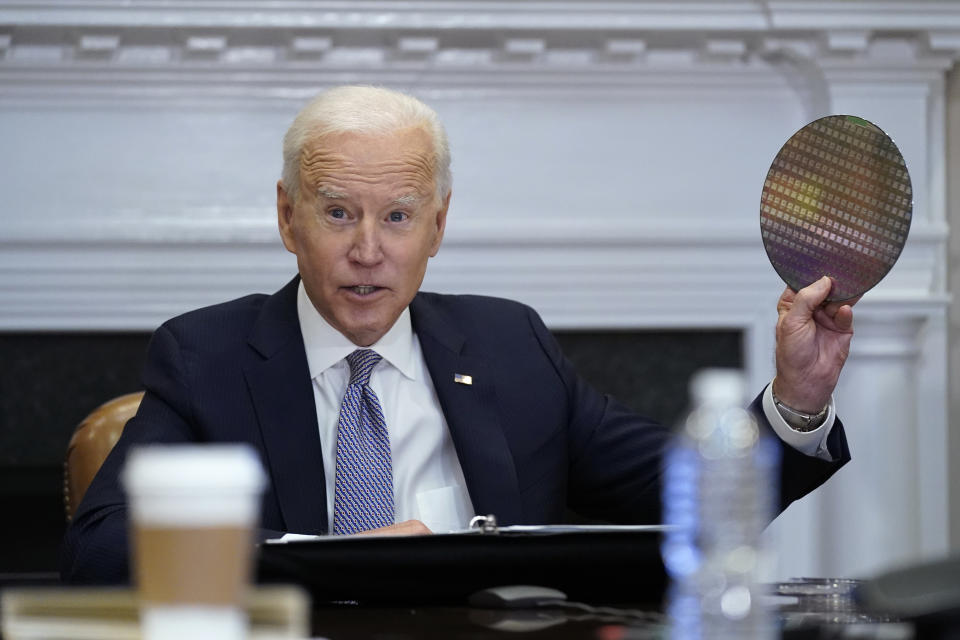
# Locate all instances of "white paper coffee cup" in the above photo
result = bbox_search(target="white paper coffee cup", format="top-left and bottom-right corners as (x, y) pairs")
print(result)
(123, 444), (267, 640)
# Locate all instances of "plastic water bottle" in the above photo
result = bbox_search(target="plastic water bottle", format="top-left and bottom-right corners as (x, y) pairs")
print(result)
(661, 369), (781, 640)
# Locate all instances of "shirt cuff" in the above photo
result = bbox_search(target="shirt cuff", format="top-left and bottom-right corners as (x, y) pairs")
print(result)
(761, 382), (836, 461)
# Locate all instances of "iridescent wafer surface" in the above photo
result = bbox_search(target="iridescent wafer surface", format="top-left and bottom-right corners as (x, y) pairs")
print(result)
(760, 115), (912, 301)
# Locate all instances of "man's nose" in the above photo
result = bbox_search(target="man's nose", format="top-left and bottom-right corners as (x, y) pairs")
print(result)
(347, 220), (384, 265)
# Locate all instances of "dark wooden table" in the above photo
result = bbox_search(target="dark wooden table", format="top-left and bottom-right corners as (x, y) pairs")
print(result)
(1, 574), (948, 639)
(306, 580), (921, 640)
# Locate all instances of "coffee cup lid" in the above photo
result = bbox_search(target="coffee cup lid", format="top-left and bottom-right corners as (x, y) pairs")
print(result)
(122, 444), (267, 495)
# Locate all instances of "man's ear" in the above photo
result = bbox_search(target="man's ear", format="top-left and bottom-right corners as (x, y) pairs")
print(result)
(277, 180), (297, 254)
(428, 191), (451, 257)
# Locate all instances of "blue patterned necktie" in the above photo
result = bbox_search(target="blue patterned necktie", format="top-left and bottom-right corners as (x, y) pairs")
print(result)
(332, 349), (395, 535)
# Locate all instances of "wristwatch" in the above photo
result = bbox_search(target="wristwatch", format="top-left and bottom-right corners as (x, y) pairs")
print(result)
(772, 393), (828, 432)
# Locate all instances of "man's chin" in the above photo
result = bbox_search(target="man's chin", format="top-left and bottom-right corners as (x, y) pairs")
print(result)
(338, 315), (395, 347)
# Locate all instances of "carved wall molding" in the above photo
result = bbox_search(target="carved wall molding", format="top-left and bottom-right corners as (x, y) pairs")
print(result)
(2, 1), (960, 30)
(0, 1), (958, 103)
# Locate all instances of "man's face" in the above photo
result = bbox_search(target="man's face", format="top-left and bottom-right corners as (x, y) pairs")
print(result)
(277, 127), (449, 346)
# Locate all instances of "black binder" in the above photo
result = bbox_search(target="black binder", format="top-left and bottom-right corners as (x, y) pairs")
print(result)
(256, 525), (668, 605)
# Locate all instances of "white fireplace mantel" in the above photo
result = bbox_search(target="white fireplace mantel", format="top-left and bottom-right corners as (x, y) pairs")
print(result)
(0, 0), (953, 579)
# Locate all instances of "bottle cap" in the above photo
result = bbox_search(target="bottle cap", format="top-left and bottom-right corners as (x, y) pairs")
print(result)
(690, 368), (746, 407)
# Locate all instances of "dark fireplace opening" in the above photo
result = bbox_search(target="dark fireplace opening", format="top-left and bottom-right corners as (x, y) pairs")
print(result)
(553, 329), (744, 428)
(0, 333), (150, 577)
(0, 329), (742, 576)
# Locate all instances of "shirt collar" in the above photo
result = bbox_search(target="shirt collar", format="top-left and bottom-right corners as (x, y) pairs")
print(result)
(296, 279), (418, 381)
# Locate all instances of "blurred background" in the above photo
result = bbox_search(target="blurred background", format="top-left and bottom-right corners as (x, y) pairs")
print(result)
(0, 0), (956, 583)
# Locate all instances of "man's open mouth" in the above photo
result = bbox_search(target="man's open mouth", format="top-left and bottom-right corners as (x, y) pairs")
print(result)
(347, 285), (381, 295)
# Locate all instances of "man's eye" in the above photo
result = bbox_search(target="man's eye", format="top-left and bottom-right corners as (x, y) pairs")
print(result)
(388, 211), (408, 222)
(329, 208), (346, 219)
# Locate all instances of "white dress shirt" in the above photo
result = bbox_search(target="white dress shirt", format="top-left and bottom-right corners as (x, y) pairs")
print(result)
(296, 282), (837, 533)
(762, 384), (837, 460)
(297, 282), (476, 533)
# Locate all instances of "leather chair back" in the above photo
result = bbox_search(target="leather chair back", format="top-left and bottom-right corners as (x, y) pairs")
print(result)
(64, 391), (144, 521)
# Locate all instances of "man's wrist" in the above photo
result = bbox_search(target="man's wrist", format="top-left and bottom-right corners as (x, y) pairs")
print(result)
(772, 389), (829, 432)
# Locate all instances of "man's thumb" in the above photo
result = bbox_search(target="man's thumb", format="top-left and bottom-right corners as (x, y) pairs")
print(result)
(794, 276), (832, 313)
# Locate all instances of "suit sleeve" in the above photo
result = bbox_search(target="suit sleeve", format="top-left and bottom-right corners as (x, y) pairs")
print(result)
(523, 306), (850, 524)
(523, 306), (670, 523)
(61, 322), (296, 585)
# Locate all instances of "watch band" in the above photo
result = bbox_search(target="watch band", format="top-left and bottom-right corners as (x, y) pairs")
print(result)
(772, 392), (828, 432)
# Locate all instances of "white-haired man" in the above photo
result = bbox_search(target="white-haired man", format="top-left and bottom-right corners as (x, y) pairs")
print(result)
(63, 86), (853, 584)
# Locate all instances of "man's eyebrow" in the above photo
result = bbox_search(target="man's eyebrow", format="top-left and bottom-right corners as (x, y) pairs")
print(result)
(315, 188), (422, 206)
(392, 193), (421, 206)
(316, 187), (346, 199)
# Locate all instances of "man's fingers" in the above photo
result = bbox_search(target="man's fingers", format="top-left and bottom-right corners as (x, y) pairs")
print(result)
(394, 519), (432, 535)
(813, 304), (854, 333)
(833, 305), (854, 332)
(777, 286), (796, 314)
(823, 294), (862, 316)
(358, 519), (432, 536)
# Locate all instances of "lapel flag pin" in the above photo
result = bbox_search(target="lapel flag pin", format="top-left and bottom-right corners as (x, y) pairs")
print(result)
(454, 373), (473, 385)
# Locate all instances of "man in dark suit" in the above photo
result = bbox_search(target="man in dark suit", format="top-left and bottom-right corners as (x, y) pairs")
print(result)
(62, 86), (853, 584)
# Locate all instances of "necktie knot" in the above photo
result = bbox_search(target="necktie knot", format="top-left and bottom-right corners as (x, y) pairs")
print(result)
(346, 349), (381, 386)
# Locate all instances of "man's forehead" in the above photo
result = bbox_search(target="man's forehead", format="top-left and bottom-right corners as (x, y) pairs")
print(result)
(300, 129), (437, 199)
(301, 127), (434, 164)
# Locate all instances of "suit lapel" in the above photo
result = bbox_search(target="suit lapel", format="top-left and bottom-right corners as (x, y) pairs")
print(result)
(410, 294), (523, 524)
(244, 277), (328, 534)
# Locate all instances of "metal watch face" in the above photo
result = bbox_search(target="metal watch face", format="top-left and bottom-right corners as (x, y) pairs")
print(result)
(760, 115), (912, 301)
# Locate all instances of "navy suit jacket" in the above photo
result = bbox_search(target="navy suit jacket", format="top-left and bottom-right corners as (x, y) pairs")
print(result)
(61, 277), (850, 583)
